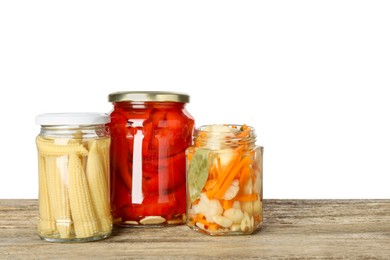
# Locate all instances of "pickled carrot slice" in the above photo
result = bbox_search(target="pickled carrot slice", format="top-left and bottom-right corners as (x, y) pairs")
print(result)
(206, 152), (240, 199)
(239, 165), (251, 191)
(214, 156), (250, 199)
(190, 214), (220, 231)
(205, 223), (219, 231)
(216, 156), (222, 177)
(235, 193), (258, 202)
(203, 179), (217, 191)
(210, 165), (218, 180)
(222, 199), (234, 210)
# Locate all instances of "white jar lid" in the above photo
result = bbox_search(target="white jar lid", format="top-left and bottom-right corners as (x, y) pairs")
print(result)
(35, 113), (110, 126)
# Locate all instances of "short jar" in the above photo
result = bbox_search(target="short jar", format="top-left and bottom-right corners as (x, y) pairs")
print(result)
(108, 91), (195, 227)
(35, 113), (112, 242)
(186, 124), (263, 235)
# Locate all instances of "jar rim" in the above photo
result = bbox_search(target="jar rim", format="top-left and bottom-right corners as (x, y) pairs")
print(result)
(196, 124), (255, 133)
(194, 124), (257, 149)
(108, 91), (190, 103)
(35, 113), (110, 126)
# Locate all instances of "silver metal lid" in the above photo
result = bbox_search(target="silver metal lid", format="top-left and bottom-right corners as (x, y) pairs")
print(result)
(108, 91), (190, 103)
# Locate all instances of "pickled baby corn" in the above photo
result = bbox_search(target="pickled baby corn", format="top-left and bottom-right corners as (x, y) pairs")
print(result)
(86, 140), (111, 233)
(36, 136), (112, 240)
(68, 153), (99, 237)
(38, 155), (55, 235)
(45, 156), (71, 238)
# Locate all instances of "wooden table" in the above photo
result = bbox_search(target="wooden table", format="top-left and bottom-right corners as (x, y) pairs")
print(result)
(1, 200), (389, 259)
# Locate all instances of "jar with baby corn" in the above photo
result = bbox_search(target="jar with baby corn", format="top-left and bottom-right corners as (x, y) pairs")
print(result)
(186, 124), (263, 235)
(35, 113), (112, 242)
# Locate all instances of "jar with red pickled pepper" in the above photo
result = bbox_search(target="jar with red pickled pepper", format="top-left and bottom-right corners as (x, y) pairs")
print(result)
(108, 91), (195, 227)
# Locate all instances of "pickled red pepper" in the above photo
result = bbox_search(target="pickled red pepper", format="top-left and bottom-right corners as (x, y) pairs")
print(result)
(186, 124), (263, 235)
(109, 92), (194, 226)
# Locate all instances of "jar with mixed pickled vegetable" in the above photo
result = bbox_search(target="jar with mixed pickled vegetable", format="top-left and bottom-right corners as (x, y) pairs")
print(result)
(186, 124), (263, 235)
(108, 91), (195, 226)
(35, 113), (112, 242)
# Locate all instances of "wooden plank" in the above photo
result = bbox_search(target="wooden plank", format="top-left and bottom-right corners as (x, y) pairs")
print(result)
(0, 199), (389, 259)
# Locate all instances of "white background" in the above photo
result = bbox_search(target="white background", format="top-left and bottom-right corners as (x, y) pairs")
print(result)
(1, 1), (389, 199)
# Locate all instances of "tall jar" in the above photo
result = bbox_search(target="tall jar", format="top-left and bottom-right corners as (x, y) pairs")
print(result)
(35, 113), (112, 242)
(186, 124), (263, 235)
(108, 91), (195, 226)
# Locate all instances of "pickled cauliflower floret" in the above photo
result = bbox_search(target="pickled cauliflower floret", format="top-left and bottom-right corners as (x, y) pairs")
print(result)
(241, 212), (252, 232)
(203, 124), (236, 133)
(222, 179), (240, 200)
(192, 193), (223, 223)
(232, 201), (241, 209)
(216, 149), (235, 167)
(223, 207), (244, 224)
(242, 177), (253, 194)
(212, 215), (233, 228)
(241, 201), (254, 217)
(253, 200), (262, 215)
(203, 125), (238, 150)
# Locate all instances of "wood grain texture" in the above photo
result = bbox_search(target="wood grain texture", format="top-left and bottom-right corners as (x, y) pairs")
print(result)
(1, 199), (389, 259)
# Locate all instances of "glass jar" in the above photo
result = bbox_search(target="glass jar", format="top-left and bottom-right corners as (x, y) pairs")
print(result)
(108, 91), (195, 227)
(186, 124), (263, 235)
(35, 113), (112, 242)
